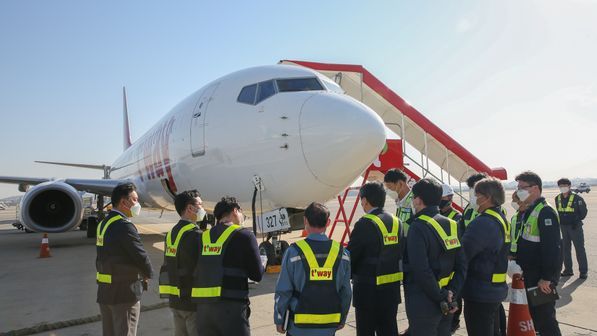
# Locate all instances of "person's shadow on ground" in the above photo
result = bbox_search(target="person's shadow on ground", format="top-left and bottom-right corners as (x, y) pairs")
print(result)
(556, 277), (586, 308)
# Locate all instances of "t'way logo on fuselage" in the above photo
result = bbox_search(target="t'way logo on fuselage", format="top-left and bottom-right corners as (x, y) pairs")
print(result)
(310, 267), (333, 280)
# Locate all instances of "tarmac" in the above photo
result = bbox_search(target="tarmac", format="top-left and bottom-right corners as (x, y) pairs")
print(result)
(0, 187), (596, 336)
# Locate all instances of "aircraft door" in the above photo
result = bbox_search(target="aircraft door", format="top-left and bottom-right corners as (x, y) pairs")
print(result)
(190, 83), (219, 157)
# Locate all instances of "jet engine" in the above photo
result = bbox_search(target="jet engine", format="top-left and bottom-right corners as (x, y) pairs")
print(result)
(19, 181), (84, 233)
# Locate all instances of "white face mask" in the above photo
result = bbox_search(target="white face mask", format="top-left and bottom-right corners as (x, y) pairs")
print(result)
(130, 202), (142, 217)
(559, 186), (570, 194)
(511, 201), (520, 211)
(385, 189), (399, 200)
(197, 208), (207, 222)
(517, 189), (530, 202)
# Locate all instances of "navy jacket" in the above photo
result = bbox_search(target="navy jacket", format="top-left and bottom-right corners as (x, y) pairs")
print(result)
(517, 197), (562, 282)
(555, 193), (588, 227)
(461, 206), (509, 303)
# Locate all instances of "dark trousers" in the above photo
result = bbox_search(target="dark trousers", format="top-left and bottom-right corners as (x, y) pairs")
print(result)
(523, 272), (562, 336)
(463, 300), (500, 336)
(561, 224), (588, 274)
(355, 305), (398, 336)
(196, 300), (250, 336)
(408, 313), (451, 336)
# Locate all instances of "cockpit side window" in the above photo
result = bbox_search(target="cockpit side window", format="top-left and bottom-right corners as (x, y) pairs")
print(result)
(256, 80), (276, 104)
(237, 84), (257, 105)
(276, 78), (324, 92)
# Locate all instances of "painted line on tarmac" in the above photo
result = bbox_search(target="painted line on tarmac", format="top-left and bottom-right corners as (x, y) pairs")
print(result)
(0, 302), (169, 336)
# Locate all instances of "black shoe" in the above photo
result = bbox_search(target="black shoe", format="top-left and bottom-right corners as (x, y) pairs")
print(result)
(580, 273), (588, 279)
(561, 271), (574, 276)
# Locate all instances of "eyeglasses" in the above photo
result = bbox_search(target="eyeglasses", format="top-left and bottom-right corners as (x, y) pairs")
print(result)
(517, 184), (535, 191)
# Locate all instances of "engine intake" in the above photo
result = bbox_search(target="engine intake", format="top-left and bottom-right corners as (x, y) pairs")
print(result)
(19, 181), (84, 233)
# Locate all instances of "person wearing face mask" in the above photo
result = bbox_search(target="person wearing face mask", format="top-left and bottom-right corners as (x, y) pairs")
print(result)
(96, 183), (153, 336)
(509, 192), (528, 260)
(461, 178), (510, 336)
(347, 181), (405, 336)
(192, 196), (264, 336)
(515, 171), (562, 336)
(403, 178), (466, 336)
(439, 184), (462, 222)
(384, 169), (414, 235)
(556, 178), (588, 279)
(159, 190), (205, 336)
(459, 173), (488, 232)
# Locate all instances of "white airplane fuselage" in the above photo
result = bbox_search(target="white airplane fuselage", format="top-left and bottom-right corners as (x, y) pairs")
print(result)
(109, 65), (386, 213)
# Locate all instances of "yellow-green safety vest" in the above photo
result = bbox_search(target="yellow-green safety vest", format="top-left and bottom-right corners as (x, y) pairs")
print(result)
(159, 223), (198, 297)
(397, 191), (414, 234)
(556, 194), (575, 213)
(363, 214), (403, 285)
(418, 215), (461, 288)
(96, 215), (123, 284)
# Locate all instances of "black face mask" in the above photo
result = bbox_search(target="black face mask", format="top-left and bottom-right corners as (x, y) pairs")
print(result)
(439, 199), (451, 208)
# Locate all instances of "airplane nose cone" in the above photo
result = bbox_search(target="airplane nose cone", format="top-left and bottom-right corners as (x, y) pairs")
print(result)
(299, 93), (386, 188)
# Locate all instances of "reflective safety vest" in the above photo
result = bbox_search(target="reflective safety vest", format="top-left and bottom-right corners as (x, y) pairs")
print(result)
(462, 205), (479, 228)
(466, 209), (510, 284)
(292, 239), (343, 328)
(397, 191), (414, 234)
(417, 214), (460, 288)
(521, 201), (552, 243)
(446, 209), (460, 220)
(96, 214), (139, 284)
(159, 222), (197, 298)
(556, 194), (575, 213)
(191, 224), (247, 302)
(353, 213), (403, 286)
(510, 212), (524, 253)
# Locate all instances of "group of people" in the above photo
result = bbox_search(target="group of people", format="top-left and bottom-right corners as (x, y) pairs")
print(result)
(95, 168), (588, 336)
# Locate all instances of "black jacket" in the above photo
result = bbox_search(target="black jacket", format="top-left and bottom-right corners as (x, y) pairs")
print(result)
(517, 197), (562, 282)
(96, 211), (153, 305)
(347, 208), (406, 309)
(555, 193), (588, 227)
(404, 206), (467, 313)
(163, 220), (201, 311)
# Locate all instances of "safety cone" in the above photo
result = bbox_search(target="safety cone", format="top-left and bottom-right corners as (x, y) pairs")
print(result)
(507, 273), (536, 335)
(39, 233), (51, 258)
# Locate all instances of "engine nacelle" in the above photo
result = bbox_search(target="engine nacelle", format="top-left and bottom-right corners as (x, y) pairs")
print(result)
(19, 181), (84, 233)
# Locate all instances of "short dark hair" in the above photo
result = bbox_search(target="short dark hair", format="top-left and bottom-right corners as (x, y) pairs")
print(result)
(515, 171), (543, 192)
(384, 169), (408, 183)
(304, 202), (330, 228)
(175, 190), (201, 216)
(557, 178), (571, 186)
(213, 196), (241, 221)
(412, 178), (442, 207)
(359, 181), (386, 208)
(111, 182), (136, 207)
(474, 177), (505, 206)
(466, 173), (487, 188)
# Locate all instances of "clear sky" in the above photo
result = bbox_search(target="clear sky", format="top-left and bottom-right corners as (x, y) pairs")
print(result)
(1, 0), (596, 198)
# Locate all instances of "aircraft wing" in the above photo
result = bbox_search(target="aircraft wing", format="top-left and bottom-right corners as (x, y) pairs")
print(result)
(0, 176), (127, 196)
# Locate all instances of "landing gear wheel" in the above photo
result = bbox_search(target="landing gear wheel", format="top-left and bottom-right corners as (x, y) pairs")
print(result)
(86, 216), (98, 238)
(259, 241), (275, 266)
(80, 219), (88, 231)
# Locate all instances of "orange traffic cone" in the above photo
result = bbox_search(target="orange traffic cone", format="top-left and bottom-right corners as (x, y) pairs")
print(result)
(507, 273), (536, 335)
(39, 233), (51, 258)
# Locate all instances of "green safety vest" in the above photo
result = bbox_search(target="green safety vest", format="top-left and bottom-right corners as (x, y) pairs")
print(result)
(521, 201), (550, 243)
(510, 212), (524, 253)
(292, 239), (342, 327)
(418, 214), (461, 288)
(191, 225), (242, 300)
(556, 194), (575, 213)
(446, 209), (460, 220)
(462, 205), (479, 228)
(397, 191), (414, 234)
(159, 223), (198, 297)
(96, 215), (123, 284)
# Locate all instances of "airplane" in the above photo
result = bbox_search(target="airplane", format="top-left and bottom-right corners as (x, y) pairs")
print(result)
(0, 202), (6, 210)
(0, 64), (386, 240)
